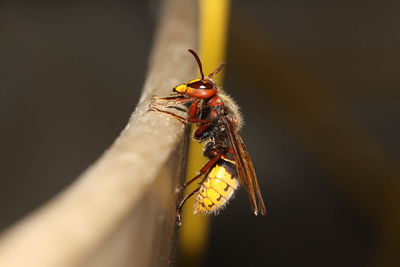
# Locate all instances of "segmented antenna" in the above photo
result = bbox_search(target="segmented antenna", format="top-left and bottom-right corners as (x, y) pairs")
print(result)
(208, 62), (226, 78)
(188, 49), (204, 80)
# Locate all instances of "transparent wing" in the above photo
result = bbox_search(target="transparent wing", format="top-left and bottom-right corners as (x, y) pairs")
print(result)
(222, 116), (266, 216)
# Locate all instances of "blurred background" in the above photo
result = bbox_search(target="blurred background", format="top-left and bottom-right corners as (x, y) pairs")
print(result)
(0, 0), (399, 266)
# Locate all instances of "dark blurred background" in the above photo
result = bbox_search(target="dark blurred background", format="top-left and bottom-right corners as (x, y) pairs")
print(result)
(1, 1), (399, 266)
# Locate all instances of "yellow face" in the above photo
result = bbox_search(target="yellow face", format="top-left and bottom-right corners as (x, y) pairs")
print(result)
(172, 79), (203, 94)
(173, 83), (187, 94)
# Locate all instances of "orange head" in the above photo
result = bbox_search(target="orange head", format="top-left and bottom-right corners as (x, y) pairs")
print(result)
(173, 49), (225, 99)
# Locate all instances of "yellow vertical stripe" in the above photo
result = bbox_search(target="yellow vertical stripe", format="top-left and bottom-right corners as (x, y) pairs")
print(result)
(178, 0), (230, 266)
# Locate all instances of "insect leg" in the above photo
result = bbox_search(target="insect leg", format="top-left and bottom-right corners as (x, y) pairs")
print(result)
(194, 123), (211, 138)
(187, 118), (211, 124)
(151, 95), (185, 101)
(187, 99), (198, 119)
(176, 186), (201, 225)
(175, 150), (222, 225)
(149, 97), (198, 123)
(150, 109), (212, 125)
(150, 96), (193, 108)
(149, 107), (187, 124)
(176, 150), (223, 193)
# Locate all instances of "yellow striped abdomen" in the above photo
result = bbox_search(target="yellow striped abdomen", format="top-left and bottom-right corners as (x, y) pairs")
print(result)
(195, 159), (239, 215)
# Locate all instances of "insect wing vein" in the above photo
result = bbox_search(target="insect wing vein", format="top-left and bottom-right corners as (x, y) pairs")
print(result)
(235, 129), (267, 216)
(221, 115), (259, 215)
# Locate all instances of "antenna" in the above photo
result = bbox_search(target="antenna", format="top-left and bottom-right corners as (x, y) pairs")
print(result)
(208, 62), (226, 78)
(188, 49), (204, 80)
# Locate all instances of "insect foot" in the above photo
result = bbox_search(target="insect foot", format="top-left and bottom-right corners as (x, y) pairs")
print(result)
(176, 213), (183, 226)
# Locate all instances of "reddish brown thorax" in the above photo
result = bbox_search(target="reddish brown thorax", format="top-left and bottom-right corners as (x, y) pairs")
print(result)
(206, 95), (224, 119)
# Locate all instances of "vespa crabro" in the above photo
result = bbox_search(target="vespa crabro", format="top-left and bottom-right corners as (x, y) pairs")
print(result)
(150, 50), (266, 225)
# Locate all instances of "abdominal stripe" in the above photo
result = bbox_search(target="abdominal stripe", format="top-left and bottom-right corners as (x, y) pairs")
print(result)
(205, 178), (232, 199)
(200, 180), (229, 203)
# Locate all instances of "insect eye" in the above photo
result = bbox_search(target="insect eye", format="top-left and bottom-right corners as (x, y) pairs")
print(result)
(188, 80), (214, 89)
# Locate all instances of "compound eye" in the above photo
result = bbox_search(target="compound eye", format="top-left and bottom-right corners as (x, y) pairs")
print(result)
(188, 80), (214, 89)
